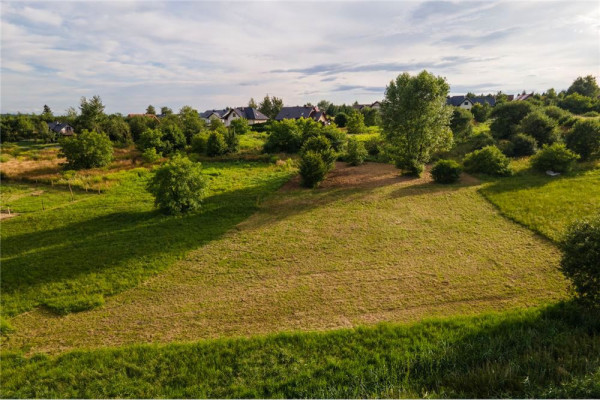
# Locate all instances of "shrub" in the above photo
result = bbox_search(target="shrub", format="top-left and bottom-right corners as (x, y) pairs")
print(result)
(490, 101), (535, 139)
(511, 133), (537, 156)
(518, 111), (559, 146)
(450, 108), (474, 142)
(346, 111), (366, 134)
(470, 102), (491, 122)
(299, 151), (328, 188)
(160, 124), (186, 153)
(59, 130), (113, 170)
(559, 93), (597, 115)
(137, 128), (164, 152)
(346, 138), (368, 166)
(224, 129), (239, 154)
(322, 125), (347, 152)
(141, 147), (161, 163)
(263, 119), (303, 153)
(229, 118), (250, 135)
(544, 105), (571, 122)
(395, 156), (425, 177)
(431, 159), (462, 184)
(206, 131), (228, 157)
(560, 214), (600, 307)
(190, 132), (209, 154)
(301, 135), (336, 169)
(334, 112), (348, 128)
(466, 131), (495, 151)
(463, 146), (511, 176)
(364, 137), (382, 156)
(566, 119), (600, 160)
(496, 140), (515, 157)
(146, 154), (208, 214)
(530, 143), (580, 173)
(583, 111), (600, 118)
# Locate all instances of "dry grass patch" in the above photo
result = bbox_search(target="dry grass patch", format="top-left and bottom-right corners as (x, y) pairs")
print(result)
(4, 162), (566, 355)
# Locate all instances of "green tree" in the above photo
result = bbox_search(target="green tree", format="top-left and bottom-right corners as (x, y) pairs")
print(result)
(41, 104), (53, 122)
(36, 119), (54, 142)
(263, 119), (303, 153)
(160, 123), (186, 153)
(299, 151), (328, 188)
(179, 106), (205, 143)
(248, 98), (258, 109)
(381, 70), (453, 176)
(128, 115), (158, 142)
(229, 118), (250, 135)
(566, 119), (600, 160)
(147, 155), (208, 215)
(59, 130), (113, 169)
(317, 100), (332, 111)
(470, 103), (491, 123)
(334, 112), (348, 128)
(346, 137), (368, 166)
(160, 106), (173, 116)
(77, 95), (106, 132)
(146, 105), (157, 115)
(101, 115), (132, 143)
(137, 128), (164, 153)
(15, 115), (35, 140)
(361, 106), (380, 127)
(559, 93), (598, 115)
(346, 110), (366, 134)
(490, 101), (535, 140)
(259, 95), (284, 119)
(567, 75), (600, 98)
(518, 111), (558, 146)
(450, 108), (473, 142)
(206, 131), (228, 156)
(301, 135), (336, 169)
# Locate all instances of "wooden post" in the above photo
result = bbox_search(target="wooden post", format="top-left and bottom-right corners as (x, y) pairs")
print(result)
(68, 181), (74, 201)
(41, 198), (45, 211)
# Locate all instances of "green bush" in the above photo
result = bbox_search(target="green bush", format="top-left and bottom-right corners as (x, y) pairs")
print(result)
(206, 131), (228, 157)
(490, 102), (535, 140)
(137, 128), (164, 152)
(559, 93), (598, 115)
(146, 154), (208, 214)
(224, 129), (239, 154)
(229, 118), (250, 135)
(346, 111), (366, 134)
(566, 119), (600, 160)
(519, 111), (559, 146)
(450, 108), (473, 142)
(301, 135), (336, 169)
(470, 103), (491, 123)
(511, 134), (537, 156)
(544, 106), (572, 122)
(141, 147), (161, 163)
(160, 124), (186, 153)
(43, 294), (105, 315)
(364, 137), (382, 156)
(346, 138), (368, 166)
(431, 159), (462, 184)
(560, 214), (600, 307)
(59, 130), (113, 170)
(322, 125), (347, 152)
(462, 146), (511, 176)
(497, 140), (515, 157)
(395, 156), (425, 177)
(264, 120), (303, 153)
(334, 112), (348, 128)
(299, 151), (328, 188)
(530, 143), (580, 173)
(583, 111), (600, 118)
(466, 132), (495, 151)
(190, 132), (209, 154)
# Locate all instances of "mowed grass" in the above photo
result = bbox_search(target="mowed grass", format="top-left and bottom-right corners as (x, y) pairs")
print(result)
(3, 163), (566, 355)
(480, 160), (600, 242)
(0, 162), (295, 317)
(2, 302), (599, 398)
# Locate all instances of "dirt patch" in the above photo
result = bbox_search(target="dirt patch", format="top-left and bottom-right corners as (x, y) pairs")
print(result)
(0, 212), (18, 220)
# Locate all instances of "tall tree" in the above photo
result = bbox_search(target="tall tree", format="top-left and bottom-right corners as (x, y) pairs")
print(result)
(179, 106), (205, 143)
(259, 95), (284, 119)
(78, 95), (106, 132)
(381, 70), (453, 176)
(567, 75), (600, 98)
(42, 105), (53, 121)
(248, 98), (258, 109)
(160, 106), (173, 115)
(317, 100), (332, 111)
(146, 105), (157, 115)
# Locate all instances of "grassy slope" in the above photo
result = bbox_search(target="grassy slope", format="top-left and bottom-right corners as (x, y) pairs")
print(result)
(3, 164), (565, 354)
(480, 160), (600, 242)
(2, 302), (598, 398)
(0, 162), (295, 316)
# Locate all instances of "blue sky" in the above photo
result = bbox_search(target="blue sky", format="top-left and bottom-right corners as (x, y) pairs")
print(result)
(1, 0), (599, 114)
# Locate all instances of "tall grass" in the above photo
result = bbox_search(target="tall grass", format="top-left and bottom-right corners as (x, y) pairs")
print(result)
(2, 302), (598, 398)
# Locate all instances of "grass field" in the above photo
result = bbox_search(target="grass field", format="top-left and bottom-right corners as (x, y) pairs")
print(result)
(0, 162), (295, 317)
(3, 162), (566, 355)
(2, 302), (598, 398)
(480, 159), (600, 242)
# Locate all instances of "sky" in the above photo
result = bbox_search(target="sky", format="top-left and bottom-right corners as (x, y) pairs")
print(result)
(1, 0), (599, 115)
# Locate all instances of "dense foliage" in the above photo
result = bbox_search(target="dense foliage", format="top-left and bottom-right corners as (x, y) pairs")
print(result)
(490, 101), (534, 140)
(511, 133), (538, 156)
(299, 151), (329, 188)
(346, 111), (366, 134)
(470, 102), (491, 122)
(146, 155), (208, 214)
(206, 131), (228, 157)
(566, 119), (600, 160)
(431, 159), (462, 184)
(334, 112), (348, 127)
(59, 130), (113, 169)
(560, 214), (600, 307)
(530, 143), (580, 173)
(518, 111), (558, 146)
(381, 70), (452, 176)
(462, 146), (512, 176)
(450, 108), (474, 142)
(346, 138), (368, 166)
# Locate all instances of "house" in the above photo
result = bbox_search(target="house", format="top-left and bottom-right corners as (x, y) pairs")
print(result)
(222, 107), (269, 127)
(47, 121), (74, 136)
(470, 96), (496, 107)
(352, 101), (382, 111)
(446, 96), (473, 109)
(515, 93), (534, 101)
(199, 109), (228, 124)
(275, 106), (329, 124)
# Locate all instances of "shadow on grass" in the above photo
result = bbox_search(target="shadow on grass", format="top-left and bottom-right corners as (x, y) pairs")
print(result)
(0, 181), (289, 316)
(1, 301), (599, 398)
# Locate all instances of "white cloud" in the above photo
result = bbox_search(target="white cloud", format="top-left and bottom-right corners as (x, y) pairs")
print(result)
(1, 0), (599, 114)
